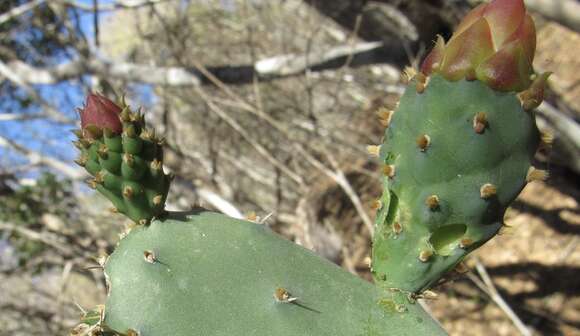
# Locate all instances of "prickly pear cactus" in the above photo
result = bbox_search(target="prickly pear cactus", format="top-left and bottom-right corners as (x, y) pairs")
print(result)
(71, 95), (445, 336)
(371, 0), (550, 294)
(73, 94), (171, 225)
(70, 1), (550, 334)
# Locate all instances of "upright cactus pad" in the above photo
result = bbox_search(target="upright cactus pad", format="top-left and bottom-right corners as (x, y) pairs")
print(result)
(73, 94), (171, 224)
(371, 74), (540, 293)
(371, 0), (549, 294)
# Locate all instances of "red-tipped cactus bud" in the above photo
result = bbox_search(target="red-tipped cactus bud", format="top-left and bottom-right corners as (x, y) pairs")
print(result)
(79, 94), (123, 138)
(421, 0), (537, 92)
(421, 35), (445, 75)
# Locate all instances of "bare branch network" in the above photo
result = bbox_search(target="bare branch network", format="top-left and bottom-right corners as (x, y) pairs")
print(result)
(1, 41), (385, 87)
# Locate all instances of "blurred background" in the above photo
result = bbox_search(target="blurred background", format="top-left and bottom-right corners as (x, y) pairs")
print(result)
(0, 0), (578, 335)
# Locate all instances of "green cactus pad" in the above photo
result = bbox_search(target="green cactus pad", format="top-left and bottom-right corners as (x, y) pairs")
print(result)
(371, 74), (540, 293)
(101, 211), (445, 336)
(74, 106), (171, 224)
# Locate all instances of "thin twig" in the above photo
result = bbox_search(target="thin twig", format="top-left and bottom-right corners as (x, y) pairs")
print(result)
(471, 258), (533, 336)
(0, 0), (46, 25)
(61, 0), (169, 12)
(0, 60), (74, 124)
(294, 145), (374, 233)
(0, 135), (84, 179)
(2, 41), (385, 88)
(192, 87), (304, 186)
(0, 222), (72, 255)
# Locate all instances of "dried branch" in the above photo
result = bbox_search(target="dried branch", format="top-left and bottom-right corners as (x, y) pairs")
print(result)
(171, 176), (244, 219)
(60, 0), (170, 11)
(195, 91), (304, 186)
(255, 41), (383, 76)
(0, 113), (48, 122)
(0, 221), (72, 256)
(305, 0), (460, 67)
(0, 0), (46, 25)
(295, 145), (374, 233)
(525, 0), (580, 32)
(0, 135), (84, 179)
(468, 258), (532, 336)
(1, 58), (201, 86)
(536, 102), (580, 174)
(0, 61), (74, 124)
(196, 187), (243, 219)
(1, 40), (389, 88)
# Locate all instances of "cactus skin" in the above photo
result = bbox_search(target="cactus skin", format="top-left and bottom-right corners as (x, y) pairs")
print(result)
(74, 96), (171, 225)
(100, 211), (445, 336)
(371, 73), (540, 293)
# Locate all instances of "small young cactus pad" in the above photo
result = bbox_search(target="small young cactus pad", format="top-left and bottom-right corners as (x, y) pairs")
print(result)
(73, 94), (171, 224)
(371, 74), (540, 293)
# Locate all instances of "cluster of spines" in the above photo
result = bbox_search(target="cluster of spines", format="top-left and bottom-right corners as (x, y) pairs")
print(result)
(367, 67), (550, 268)
(73, 104), (171, 225)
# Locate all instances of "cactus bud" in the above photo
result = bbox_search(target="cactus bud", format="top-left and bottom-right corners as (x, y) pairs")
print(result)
(79, 94), (123, 138)
(421, 0), (537, 92)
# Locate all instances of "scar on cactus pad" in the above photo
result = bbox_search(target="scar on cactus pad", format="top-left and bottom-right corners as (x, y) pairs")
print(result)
(71, 0), (549, 335)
